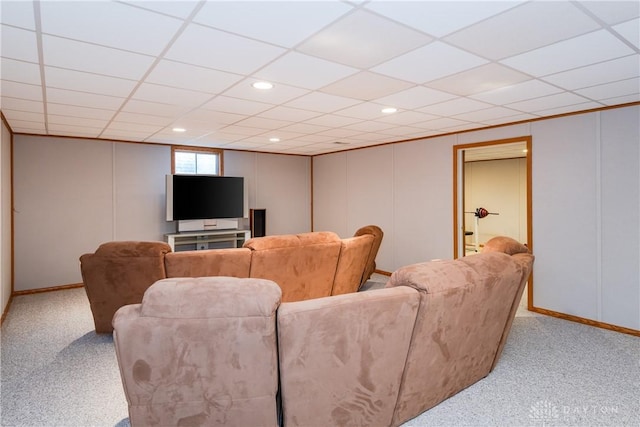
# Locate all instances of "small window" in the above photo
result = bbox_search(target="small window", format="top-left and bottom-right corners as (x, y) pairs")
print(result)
(172, 146), (223, 175)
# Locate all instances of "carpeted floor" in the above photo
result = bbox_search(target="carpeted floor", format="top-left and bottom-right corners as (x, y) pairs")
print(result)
(1, 282), (638, 427)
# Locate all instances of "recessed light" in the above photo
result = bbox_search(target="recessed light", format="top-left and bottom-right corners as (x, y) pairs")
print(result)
(381, 107), (397, 114)
(172, 127), (186, 132)
(252, 81), (274, 90)
(269, 137), (280, 142)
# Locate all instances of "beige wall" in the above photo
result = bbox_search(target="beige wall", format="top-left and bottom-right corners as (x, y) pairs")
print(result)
(12, 135), (311, 292)
(313, 105), (640, 331)
(1, 118), (12, 314)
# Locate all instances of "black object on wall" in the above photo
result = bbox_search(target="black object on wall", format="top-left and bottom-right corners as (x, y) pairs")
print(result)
(250, 209), (266, 238)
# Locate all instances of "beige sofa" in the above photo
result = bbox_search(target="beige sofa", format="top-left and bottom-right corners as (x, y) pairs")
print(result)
(112, 236), (533, 427)
(81, 226), (382, 333)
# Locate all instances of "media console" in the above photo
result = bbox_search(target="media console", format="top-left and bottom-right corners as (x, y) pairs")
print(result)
(165, 229), (251, 252)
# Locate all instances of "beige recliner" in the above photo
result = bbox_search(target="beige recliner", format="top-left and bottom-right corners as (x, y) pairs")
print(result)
(112, 276), (282, 427)
(354, 225), (384, 287)
(80, 241), (171, 333)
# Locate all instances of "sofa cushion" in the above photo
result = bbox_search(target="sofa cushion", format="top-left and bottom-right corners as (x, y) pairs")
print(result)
(244, 232), (342, 302)
(332, 234), (374, 296)
(164, 248), (251, 279)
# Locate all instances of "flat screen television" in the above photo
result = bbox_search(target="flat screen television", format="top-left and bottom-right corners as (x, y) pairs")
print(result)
(166, 174), (245, 221)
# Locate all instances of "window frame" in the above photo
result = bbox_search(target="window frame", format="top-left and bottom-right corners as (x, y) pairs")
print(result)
(171, 146), (224, 175)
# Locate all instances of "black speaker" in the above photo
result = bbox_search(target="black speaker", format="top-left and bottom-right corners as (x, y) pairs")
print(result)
(250, 209), (266, 238)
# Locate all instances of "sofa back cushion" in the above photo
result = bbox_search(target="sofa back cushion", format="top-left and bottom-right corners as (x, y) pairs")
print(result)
(386, 252), (527, 425)
(80, 241), (170, 333)
(164, 248), (251, 279)
(277, 287), (419, 427)
(332, 234), (374, 296)
(112, 277), (282, 427)
(244, 231), (342, 302)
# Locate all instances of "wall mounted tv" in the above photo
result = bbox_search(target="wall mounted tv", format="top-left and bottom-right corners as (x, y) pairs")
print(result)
(166, 174), (245, 221)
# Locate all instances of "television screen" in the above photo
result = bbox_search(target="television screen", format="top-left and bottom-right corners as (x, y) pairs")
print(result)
(166, 175), (244, 221)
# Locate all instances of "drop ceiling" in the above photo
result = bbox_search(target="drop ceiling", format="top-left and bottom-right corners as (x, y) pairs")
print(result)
(1, 1), (639, 156)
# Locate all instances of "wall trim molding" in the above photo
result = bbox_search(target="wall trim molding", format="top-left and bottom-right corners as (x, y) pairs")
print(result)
(530, 306), (640, 337)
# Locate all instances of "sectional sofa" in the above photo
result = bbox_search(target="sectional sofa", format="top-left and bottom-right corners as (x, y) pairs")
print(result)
(80, 226), (382, 333)
(111, 236), (533, 427)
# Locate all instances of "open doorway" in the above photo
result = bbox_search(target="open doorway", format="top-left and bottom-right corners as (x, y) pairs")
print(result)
(453, 136), (533, 309)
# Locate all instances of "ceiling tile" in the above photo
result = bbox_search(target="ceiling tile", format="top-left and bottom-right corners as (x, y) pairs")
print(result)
(46, 87), (124, 110)
(220, 125), (278, 137)
(372, 41), (488, 84)
(42, 35), (155, 80)
(365, 0), (521, 37)
(255, 52), (358, 90)
(48, 124), (102, 138)
(113, 111), (173, 127)
(194, 1), (353, 48)
(2, 109), (44, 123)
(578, 1), (640, 25)
(0, 1), (36, 30)
(599, 93), (640, 105)
(10, 120), (46, 133)
(471, 79), (564, 105)
(418, 98), (493, 117)
(47, 103), (115, 121)
(378, 111), (439, 126)
(613, 18), (640, 49)
(532, 101), (604, 117)
(40, 2), (183, 55)
(121, 99), (191, 117)
(342, 120), (397, 133)
(506, 92), (594, 113)
(222, 79), (309, 104)
(452, 106), (527, 123)
(320, 71), (413, 101)
(375, 86), (456, 110)
(541, 55), (640, 90)
(106, 120), (164, 133)
(47, 114), (108, 129)
(100, 128), (151, 141)
(132, 82), (212, 107)
(416, 117), (468, 130)
(2, 80), (42, 101)
(202, 96), (273, 116)
(334, 101), (393, 120)
(296, 9), (432, 69)
(257, 106), (322, 122)
(178, 109), (245, 126)
(1, 25), (39, 62)
(443, 2), (600, 60)
(284, 91), (361, 113)
(278, 122), (330, 135)
(575, 77), (640, 101)
(304, 114), (363, 128)
(426, 63), (531, 96)
(377, 125), (430, 137)
(45, 67), (137, 97)
(165, 23), (286, 75)
(0, 97), (43, 114)
(501, 29), (635, 77)
(1, 58), (41, 85)
(145, 60), (243, 94)
(119, 1), (201, 20)
(233, 116), (292, 131)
